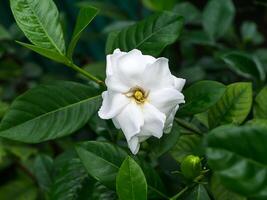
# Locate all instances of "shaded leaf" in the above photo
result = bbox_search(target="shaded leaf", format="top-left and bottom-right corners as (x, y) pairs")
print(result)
(203, 0), (235, 40)
(221, 52), (265, 82)
(33, 154), (53, 192)
(210, 175), (246, 200)
(185, 184), (210, 200)
(67, 6), (98, 59)
(206, 124), (267, 199)
(171, 134), (202, 162)
(149, 121), (180, 157)
(49, 150), (90, 200)
(17, 41), (69, 65)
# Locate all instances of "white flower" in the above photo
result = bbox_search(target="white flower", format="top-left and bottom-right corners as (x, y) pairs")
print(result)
(98, 49), (185, 154)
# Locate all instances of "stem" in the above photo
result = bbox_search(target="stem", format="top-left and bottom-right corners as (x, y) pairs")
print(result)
(66, 61), (105, 87)
(169, 186), (190, 200)
(148, 186), (169, 200)
(175, 118), (202, 136)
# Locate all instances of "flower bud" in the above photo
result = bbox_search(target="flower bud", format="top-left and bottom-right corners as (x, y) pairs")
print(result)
(180, 155), (202, 180)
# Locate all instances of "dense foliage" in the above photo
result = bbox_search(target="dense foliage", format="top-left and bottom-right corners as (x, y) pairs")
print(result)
(1, 0), (267, 199)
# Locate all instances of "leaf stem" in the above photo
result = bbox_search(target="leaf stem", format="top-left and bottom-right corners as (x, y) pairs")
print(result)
(169, 186), (190, 200)
(66, 61), (105, 87)
(175, 118), (202, 136)
(148, 186), (170, 200)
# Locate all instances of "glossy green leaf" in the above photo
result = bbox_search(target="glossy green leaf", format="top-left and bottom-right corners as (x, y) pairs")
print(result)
(208, 82), (252, 128)
(206, 124), (267, 199)
(116, 156), (147, 200)
(203, 0), (235, 40)
(10, 0), (66, 54)
(67, 6), (98, 59)
(106, 11), (183, 56)
(0, 81), (101, 142)
(178, 80), (226, 116)
(210, 175), (246, 200)
(17, 41), (69, 65)
(149, 121), (180, 157)
(185, 184), (210, 200)
(76, 141), (166, 199)
(254, 87), (267, 119)
(171, 134), (202, 162)
(49, 150), (89, 200)
(221, 52), (265, 81)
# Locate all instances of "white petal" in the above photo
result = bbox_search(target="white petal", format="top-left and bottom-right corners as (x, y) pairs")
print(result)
(164, 105), (179, 133)
(105, 76), (130, 93)
(142, 58), (173, 91)
(116, 49), (155, 86)
(98, 91), (130, 119)
(140, 103), (166, 138)
(128, 136), (140, 154)
(114, 101), (144, 141)
(149, 88), (185, 115)
(173, 76), (186, 91)
(106, 49), (126, 76)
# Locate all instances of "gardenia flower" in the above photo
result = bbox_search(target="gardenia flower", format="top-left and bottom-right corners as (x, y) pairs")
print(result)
(98, 49), (185, 154)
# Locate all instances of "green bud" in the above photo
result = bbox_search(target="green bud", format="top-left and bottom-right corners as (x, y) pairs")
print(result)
(180, 155), (202, 180)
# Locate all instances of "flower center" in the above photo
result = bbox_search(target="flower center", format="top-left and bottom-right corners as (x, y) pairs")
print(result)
(125, 87), (148, 104)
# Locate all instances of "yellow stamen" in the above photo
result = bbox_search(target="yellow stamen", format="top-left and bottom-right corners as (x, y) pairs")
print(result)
(134, 90), (144, 101)
(124, 87), (148, 104)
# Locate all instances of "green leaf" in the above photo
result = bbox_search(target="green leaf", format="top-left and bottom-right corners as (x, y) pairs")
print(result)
(178, 80), (226, 116)
(171, 134), (202, 162)
(172, 2), (201, 24)
(208, 82), (252, 128)
(203, 0), (235, 40)
(241, 21), (264, 45)
(149, 121), (180, 157)
(106, 11), (183, 56)
(0, 101), (9, 119)
(76, 141), (128, 189)
(17, 41), (69, 64)
(221, 52), (265, 82)
(205, 124), (267, 199)
(210, 175), (246, 200)
(0, 81), (101, 142)
(0, 25), (11, 40)
(142, 0), (178, 11)
(254, 86), (267, 119)
(137, 159), (166, 199)
(77, 1), (127, 20)
(10, 0), (66, 54)
(0, 176), (37, 200)
(33, 154), (53, 192)
(76, 141), (167, 199)
(67, 6), (98, 59)
(185, 184), (210, 200)
(49, 150), (90, 200)
(116, 156), (147, 200)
